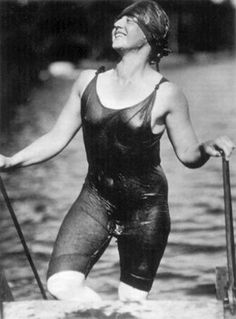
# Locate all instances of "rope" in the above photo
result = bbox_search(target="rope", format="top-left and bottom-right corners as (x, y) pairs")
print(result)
(0, 175), (47, 300)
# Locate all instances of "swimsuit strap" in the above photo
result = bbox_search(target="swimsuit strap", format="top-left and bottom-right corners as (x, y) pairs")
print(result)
(95, 66), (106, 75)
(143, 76), (169, 124)
(154, 77), (168, 90)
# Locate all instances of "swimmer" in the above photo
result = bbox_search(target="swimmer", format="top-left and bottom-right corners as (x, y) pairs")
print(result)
(0, 0), (235, 304)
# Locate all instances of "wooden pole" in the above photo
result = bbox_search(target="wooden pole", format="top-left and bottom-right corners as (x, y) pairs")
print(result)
(222, 157), (236, 313)
(0, 176), (47, 300)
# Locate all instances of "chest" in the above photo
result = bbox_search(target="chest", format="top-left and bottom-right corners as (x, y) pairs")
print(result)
(96, 75), (155, 110)
(81, 75), (167, 136)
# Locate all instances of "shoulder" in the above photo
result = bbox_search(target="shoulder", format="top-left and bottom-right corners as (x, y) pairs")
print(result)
(72, 69), (97, 97)
(147, 70), (188, 108)
(157, 80), (189, 114)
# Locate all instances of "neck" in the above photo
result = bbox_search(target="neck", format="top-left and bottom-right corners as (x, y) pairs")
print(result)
(114, 49), (152, 84)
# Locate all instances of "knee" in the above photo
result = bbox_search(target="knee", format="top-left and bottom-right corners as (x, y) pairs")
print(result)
(118, 282), (148, 302)
(47, 270), (85, 300)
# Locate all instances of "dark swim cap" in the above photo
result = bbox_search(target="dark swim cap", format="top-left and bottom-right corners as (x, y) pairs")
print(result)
(117, 0), (171, 65)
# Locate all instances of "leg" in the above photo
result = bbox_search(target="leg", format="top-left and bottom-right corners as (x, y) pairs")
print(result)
(117, 201), (170, 302)
(47, 183), (113, 304)
(118, 282), (148, 302)
(47, 270), (102, 303)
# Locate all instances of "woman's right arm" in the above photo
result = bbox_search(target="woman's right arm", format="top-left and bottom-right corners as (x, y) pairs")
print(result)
(0, 70), (95, 171)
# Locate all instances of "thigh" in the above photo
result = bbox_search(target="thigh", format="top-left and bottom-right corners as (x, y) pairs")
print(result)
(47, 183), (114, 279)
(117, 200), (170, 292)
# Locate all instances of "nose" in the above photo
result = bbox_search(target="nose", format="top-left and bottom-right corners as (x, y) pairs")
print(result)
(114, 16), (127, 29)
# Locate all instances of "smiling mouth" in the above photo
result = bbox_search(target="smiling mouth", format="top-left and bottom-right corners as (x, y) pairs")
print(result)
(114, 32), (126, 38)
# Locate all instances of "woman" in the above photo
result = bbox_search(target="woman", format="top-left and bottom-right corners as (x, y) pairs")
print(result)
(0, 0), (234, 304)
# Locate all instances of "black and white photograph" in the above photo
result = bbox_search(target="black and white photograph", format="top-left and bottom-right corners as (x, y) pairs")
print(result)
(0, 0), (235, 318)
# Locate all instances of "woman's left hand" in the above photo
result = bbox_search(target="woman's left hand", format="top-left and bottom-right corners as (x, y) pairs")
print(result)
(202, 136), (235, 161)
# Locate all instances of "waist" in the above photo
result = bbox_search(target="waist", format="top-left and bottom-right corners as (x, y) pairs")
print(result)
(83, 131), (161, 174)
(86, 165), (168, 203)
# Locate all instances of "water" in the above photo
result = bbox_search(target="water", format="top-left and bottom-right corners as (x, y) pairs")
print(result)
(0, 53), (235, 302)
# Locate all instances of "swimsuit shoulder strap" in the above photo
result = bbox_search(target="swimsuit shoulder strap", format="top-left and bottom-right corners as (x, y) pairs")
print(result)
(142, 76), (169, 124)
(81, 66), (106, 102)
(154, 76), (169, 91)
(95, 65), (106, 75)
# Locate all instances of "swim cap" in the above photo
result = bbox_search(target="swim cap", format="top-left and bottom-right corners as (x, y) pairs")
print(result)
(117, 0), (171, 65)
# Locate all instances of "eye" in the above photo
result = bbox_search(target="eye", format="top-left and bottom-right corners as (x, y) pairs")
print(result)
(127, 16), (140, 27)
(126, 16), (136, 24)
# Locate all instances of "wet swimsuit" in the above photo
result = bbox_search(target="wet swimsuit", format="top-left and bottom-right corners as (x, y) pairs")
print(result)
(47, 68), (170, 292)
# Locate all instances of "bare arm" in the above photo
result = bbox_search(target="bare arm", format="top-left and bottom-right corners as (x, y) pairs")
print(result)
(163, 84), (235, 168)
(0, 70), (95, 170)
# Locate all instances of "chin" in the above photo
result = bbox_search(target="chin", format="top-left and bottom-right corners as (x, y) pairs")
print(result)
(112, 44), (122, 51)
(112, 43), (125, 53)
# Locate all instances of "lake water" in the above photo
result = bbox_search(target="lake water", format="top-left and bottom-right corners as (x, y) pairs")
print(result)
(0, 53), (235, 302)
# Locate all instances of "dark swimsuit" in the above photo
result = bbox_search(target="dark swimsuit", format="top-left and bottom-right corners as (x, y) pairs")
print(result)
(47, 68), (170, 292)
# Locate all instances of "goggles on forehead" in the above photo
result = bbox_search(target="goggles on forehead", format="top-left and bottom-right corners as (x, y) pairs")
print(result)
(115, 13), (167, 49)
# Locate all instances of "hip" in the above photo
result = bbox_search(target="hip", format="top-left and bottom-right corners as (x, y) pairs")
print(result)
(86, 166), (168, 209)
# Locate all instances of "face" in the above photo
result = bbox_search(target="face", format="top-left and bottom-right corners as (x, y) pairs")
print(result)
(112, 15), (148, 52)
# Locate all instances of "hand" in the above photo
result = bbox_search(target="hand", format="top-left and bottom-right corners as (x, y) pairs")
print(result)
(0, 154), (10, 171)
(202, 136), (235, 161)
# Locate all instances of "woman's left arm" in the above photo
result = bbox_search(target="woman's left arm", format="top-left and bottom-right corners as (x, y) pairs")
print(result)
(163, 84), (235, 168)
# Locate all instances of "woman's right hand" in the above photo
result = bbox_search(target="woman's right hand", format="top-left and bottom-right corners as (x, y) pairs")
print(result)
(0, 155), (10, 171)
